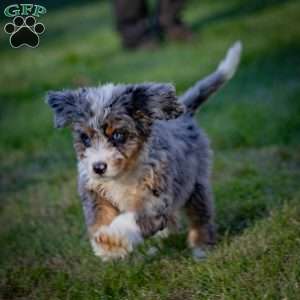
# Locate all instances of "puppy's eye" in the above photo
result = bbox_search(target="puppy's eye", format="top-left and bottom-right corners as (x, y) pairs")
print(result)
(112, 131), (126, 144)
(80, 133), (91, 147)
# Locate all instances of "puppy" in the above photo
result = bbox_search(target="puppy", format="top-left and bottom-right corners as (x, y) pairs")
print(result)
(47, 42), (242, 260)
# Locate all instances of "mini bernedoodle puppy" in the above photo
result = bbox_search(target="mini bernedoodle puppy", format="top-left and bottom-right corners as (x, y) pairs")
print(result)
(47, 42), (242, 261)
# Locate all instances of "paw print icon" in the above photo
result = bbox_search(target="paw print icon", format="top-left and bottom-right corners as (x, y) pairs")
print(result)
(4, 16), (45, 48)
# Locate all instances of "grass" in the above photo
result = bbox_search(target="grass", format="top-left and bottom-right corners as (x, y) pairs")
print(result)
(1, 0), (300, 299)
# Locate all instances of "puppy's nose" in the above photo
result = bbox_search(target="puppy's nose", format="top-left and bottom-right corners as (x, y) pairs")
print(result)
(93, 162), (107, 175)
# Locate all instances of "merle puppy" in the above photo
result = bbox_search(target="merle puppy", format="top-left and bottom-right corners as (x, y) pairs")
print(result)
(47, 42), (242, 260)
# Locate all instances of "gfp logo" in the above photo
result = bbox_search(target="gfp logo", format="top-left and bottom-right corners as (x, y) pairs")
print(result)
(3, 4), (47, 48)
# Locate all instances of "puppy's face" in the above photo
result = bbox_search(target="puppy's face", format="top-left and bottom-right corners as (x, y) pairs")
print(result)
(72, 110), (144, 180)
(47, 83), (183, 181)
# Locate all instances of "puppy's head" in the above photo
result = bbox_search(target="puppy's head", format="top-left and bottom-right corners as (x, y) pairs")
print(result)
(47, 83), (183, 182)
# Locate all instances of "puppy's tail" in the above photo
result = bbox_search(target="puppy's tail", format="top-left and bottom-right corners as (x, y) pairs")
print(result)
(179, 41), (242, 114)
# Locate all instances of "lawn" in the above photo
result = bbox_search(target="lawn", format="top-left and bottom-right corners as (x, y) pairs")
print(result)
(1, 0), (300, 299)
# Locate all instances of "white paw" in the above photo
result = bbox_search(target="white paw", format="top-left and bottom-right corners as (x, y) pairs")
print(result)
(192, 247), (207, 260)
(91, 212), (143, 261)
(91, 227), (129, 261)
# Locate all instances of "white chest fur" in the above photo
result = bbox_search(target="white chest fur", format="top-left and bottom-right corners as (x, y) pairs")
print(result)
(100, 180), (143, 212)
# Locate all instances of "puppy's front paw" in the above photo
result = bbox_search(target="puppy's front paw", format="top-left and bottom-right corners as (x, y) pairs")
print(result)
(91, 212), (143, 261)
(92, 227), (128, 260)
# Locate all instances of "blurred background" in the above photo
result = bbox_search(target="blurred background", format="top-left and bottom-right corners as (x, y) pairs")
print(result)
(1, 0), (300, 299)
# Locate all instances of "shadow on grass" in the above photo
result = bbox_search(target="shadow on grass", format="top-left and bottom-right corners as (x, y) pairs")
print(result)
(191, 0), (296, 31)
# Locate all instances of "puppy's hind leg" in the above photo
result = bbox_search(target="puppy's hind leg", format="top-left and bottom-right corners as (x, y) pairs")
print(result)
(185, 182), (216, 259)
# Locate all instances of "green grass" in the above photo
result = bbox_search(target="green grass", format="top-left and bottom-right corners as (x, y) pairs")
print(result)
(1, 0), (300, 299)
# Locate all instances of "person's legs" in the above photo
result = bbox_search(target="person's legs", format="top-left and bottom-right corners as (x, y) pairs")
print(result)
(114, 0), (154, 48)
(159, 0), (185, 28)
(158, 0), (192, 41)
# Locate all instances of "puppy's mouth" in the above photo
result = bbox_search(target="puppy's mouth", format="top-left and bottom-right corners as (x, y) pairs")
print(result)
(86, 175), (109, 192)
(92, 172), (114, 180)
(91, 168), (122, 181)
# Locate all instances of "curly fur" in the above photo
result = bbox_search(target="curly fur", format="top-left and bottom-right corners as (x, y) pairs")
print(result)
(46, 42), (242, 260)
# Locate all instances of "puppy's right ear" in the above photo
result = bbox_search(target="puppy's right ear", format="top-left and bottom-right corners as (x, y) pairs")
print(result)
(46, 89), (89, 128)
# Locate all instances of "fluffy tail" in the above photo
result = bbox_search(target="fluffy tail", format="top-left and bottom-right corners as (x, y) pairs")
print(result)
(180, 41), (242, 114)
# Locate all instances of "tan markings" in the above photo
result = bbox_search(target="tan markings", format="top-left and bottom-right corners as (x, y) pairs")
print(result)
(104, 123), (115, 138)
(127, 186), (148, 212)
(85, 126), (96, 137)
(188, 227), (205, 247)
(88, 195), (119, 236)
(187, 223), (216, 248)
(122, 141), (143, 173)
(142, 159), (168, 195)
(89, 173), (150, 213)
(143, 168), (156, 191)
(96, 233), (126, 251)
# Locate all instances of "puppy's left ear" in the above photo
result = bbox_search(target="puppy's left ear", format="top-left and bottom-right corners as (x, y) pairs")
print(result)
(131, 83), (184, 120)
